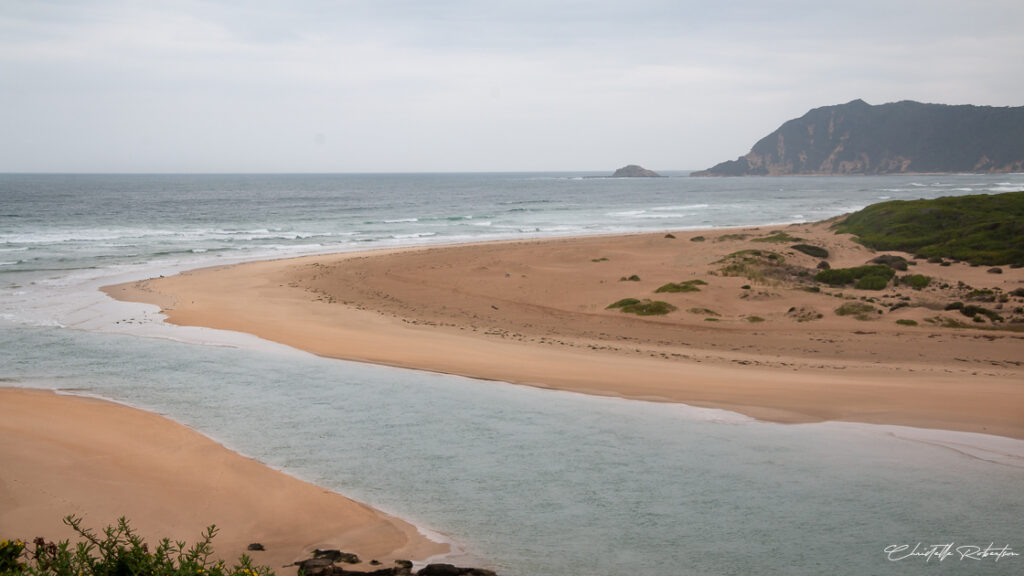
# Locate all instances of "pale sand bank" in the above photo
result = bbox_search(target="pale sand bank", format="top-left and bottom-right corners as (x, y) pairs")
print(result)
(0, 388), (448, 571)
(104, 222), (1024, 438)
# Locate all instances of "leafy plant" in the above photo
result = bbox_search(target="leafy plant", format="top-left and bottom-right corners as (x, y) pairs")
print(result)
(2, 516), (272, 576)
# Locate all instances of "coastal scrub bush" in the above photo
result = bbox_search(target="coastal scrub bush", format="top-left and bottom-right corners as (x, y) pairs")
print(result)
(607, 299), (676, 315)
(835, 302), (877, 320)
(814, 265), (894, 289)
(655, 279), (707, 293)
(834, 191), (1024, 266)
(869, 254), (909, 271)
(790, 244), (829, 258)
(897, 274), (931, 290)
(716, 233), (751, 242)
(2, 516), (272, 576)
(619, 275), (641, 282)
(895, 319), (918, 326)
(607, 298), (641, 309)
(959, 305), (1003, 323)
(687, 307), (720, 317)
(715, 250), (791, 283)
(752, 232), (803, 243)
(854, 275), (890, 290)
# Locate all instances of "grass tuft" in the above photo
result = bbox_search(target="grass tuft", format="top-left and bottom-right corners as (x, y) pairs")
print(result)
(752, 232), (803, 243)
(607, 298), (677, 316)
(655, 279), (707, 293)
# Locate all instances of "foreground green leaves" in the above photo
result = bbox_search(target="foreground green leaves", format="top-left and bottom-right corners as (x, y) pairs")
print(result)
(2, 516), (272, 576)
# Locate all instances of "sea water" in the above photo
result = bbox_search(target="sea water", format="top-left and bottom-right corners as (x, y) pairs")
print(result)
(2, 173), (1023, 575)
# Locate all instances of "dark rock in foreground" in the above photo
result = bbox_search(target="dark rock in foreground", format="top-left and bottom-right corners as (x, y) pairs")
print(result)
(611, 164), (662, 177)
(294, 553), (496, 576)
(693, 99), (1024, 176)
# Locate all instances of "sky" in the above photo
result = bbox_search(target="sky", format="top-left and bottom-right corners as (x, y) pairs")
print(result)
(1, 0), (1022, 173)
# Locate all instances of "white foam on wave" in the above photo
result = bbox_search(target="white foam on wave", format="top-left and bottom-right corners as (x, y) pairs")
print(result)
(651, 203), (709, 211)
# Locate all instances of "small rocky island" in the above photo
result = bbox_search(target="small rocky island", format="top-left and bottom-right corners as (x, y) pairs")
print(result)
(611, 164), (662, 177)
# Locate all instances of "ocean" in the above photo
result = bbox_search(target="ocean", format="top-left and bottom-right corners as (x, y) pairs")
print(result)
(2, 172), (1023, 575)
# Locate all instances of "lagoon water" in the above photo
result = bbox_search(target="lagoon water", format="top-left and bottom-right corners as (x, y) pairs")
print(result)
(2, 172), (1023, 575)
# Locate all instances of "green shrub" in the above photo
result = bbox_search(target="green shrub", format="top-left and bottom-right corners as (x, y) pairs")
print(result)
(835, 302), (877, 320)
(835, 191), (1024, 266)
(2, 516), (272, 576)
(895, 319), (918, 326)
(966, 289), (996, 302)
(959, 305), (1004, 322)
(716, 233), (751, 242)
(869, 254), (909, 271)
(854, 275), (890, 290)
(607, 298), (641, 309)
(744, 316), (765, 323)
(607, 299), (677, 315)
(898, 274), (931, 290)
(790, 244), (829, 258)
(687, 307), (720, 316)
(814, 265), (894, 287)
(655, 279), (707, 293)
(752, 232), (803, 243)
(619, 275), (641, 282)
(690, 236), (705, 242)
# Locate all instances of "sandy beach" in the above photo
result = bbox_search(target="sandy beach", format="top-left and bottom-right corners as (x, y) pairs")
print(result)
(0, 387), (448, 572)
(104, 221), (1024, 439)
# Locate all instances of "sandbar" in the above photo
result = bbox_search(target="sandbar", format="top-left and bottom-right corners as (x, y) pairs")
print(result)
(103, 222), (1024, 438)
(0, 387), (447, 571)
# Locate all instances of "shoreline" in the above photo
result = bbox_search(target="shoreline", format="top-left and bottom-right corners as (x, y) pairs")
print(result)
(103, 221), (1024, 439)
(0, 387), (450, 573)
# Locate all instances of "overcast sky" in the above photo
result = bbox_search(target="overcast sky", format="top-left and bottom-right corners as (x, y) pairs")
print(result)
(2, 0), (1022, 173)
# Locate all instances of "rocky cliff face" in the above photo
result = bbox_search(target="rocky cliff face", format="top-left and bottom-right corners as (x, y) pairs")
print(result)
(692, 99), (1024, 176)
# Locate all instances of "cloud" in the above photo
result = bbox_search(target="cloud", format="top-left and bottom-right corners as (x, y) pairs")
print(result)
(1, 0), (1022, 172)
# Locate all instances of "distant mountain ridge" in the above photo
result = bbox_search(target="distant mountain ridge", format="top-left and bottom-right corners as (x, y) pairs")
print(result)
(692, 99), (1024, 176)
